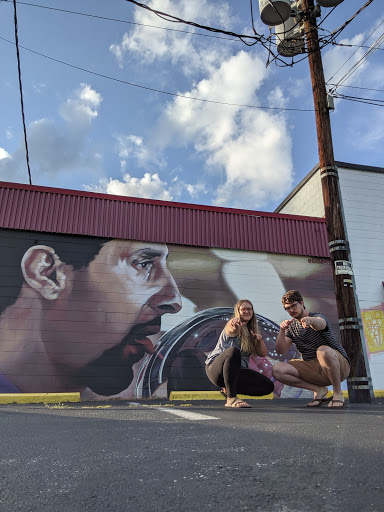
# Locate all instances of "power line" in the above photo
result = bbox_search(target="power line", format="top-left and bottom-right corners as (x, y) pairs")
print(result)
(316, 0), (343, 29)
(330, 0), (375, 40)
(332, 42), (384, 51)
(2, 0), (299, 67)
(329, 30), (384, 93)
(2, 0), (377, 71)
(121, 0), (377, 68)
(327, 16), (384, 86)
(0, 36), (317, 112)
(12, 0), (32, 185)
(1, 0), (241, 42)
(123, 0), (267, 46)
(334, 92), (384, 107)
(327, 83), (384, 94)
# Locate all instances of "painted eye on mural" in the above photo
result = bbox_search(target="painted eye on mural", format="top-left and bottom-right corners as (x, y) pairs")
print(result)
(132, 258), (155, 277)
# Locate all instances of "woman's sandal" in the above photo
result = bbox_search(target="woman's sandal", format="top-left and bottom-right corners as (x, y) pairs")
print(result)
(225, 398), (251, 408)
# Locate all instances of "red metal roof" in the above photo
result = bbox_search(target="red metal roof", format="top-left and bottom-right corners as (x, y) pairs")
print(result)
(0, 181), (330, 257)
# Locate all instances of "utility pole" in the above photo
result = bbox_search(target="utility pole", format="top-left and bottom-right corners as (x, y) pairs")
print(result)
(301, 0), (374, 402)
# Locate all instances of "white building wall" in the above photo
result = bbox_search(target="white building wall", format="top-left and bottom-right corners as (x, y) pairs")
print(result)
(278, 170), (324, 217)
(338, 167), (384, 309)
(338, 167), (384, 390)
(277, 164), (384, 391)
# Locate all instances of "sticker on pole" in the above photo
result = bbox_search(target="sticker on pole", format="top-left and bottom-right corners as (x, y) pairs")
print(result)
(335, 260), (354, 275)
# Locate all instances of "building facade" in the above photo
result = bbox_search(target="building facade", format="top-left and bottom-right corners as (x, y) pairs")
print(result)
(0, 179), (360, 399)
(275, 161), (384, 391)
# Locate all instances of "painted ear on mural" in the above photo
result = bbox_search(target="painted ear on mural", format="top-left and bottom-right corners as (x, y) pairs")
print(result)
(21, 245), (67, 300)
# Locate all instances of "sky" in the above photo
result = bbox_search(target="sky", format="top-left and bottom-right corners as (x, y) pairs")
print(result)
(0, 0), (383, 212)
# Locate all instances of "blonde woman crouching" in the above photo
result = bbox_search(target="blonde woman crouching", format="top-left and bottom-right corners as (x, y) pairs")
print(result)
(205, 299), (274, 408)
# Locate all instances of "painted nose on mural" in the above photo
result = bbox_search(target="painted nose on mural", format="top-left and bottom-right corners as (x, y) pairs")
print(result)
(150, 271), (182, 314)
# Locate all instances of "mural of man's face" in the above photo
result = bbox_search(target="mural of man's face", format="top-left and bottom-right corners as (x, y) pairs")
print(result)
(40, 240), (182, 381)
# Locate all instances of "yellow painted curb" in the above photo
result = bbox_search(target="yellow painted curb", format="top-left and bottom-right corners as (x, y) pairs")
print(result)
(169, 391), (274, 401)
(170, 390), (384, 401)
(0, 393), (81, 404)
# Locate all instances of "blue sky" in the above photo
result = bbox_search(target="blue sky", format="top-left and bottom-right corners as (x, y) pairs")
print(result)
(0, 0), (383, 211)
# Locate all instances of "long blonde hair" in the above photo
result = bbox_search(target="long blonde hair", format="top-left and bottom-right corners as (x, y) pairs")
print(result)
(234, 299), (260, 356)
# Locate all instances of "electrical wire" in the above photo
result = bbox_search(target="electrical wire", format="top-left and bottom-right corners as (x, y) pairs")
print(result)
(330, 0), (374, 41)
(0, 36), (317, 112)
(1, 0), (241, 43)
(332, 42), (384, 51)
(2, 0), (379, 113)
(122, 0), (267, 46)
(327, 83), (384, 94)
(327, 18), (384, 86)
(12, 0), (32, 185)
(316, 1), (343, 29)
(2, 0), (378, 71)
(329, 30), (384, 93)
(333, 92), (384, 107)
(121, 0), (377, 68)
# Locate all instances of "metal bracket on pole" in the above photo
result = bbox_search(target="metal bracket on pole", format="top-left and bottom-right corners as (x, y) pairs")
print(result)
(347, 376), (373, 391)
(320, 165), (338, 178)
(339, 317), (362, 330)
(328, 239), (349, 252)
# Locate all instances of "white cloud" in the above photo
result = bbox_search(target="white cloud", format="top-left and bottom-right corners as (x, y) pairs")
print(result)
(106, 1), (294, 210)
(109, 0), (233, 75)
(185, 183), (207, 198)
(85, 164), (208, 203)
(212, 109), (293, 207)
(267, 86), (288, 109)
(0, 148), (11, 160)
(86, 172), (172, 201)
(0, 84), (103, 184)
(60, 83), (102, 128)
(115, 134), (165, 169)
(156, 51), (293, 208)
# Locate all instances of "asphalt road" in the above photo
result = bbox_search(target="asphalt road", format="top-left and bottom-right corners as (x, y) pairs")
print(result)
(1, 398), (383, 512)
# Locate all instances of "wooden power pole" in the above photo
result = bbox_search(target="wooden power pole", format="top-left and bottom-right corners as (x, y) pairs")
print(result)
(301, 0), (374, 402)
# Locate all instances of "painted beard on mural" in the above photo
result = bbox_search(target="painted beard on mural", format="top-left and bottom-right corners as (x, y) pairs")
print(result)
(63, 240), (182, 396)
(78, 318), (163, 395)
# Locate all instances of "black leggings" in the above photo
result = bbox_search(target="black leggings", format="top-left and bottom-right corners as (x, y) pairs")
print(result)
(206, 347), (274, 398)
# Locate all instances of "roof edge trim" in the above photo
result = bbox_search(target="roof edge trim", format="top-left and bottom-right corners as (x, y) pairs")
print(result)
(0, 181), (325, 223)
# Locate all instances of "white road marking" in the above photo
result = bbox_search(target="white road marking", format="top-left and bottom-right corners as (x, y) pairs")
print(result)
(158, 408), (217, 421)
